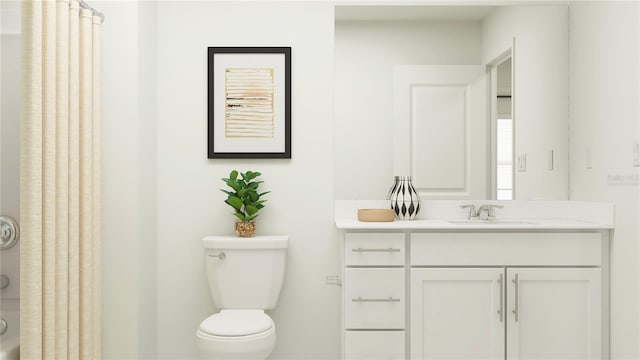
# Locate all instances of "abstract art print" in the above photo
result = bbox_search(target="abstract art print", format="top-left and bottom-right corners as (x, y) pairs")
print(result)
(208, 47), (291, 158)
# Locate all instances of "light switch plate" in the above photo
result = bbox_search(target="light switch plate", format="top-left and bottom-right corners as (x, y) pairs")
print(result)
(586, 146), (592, 169)
(547, 149), (554, 171)
(633, 141), (639, 167)
(517, 154), (527, 172)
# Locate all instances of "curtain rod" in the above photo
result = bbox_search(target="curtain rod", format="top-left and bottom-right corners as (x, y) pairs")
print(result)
(79, 0), (105, 23)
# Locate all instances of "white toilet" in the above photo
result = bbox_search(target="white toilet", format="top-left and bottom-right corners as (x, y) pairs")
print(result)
(196, 235), (288, 359)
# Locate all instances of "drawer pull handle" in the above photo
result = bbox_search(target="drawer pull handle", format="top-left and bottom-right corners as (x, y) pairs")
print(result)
(352, 297), (401, 303)
(351, 248), (401, 253)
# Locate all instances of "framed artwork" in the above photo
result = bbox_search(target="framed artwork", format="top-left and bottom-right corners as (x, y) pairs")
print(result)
(208, 47), (291, 159)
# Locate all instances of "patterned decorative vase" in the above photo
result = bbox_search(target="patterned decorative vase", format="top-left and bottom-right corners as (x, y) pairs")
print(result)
(386, 176), (400, 201)
(388, 176), (420, 220)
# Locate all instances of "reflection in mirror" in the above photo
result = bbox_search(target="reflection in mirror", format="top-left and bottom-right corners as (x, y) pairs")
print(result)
(334, 5), (569, 201)
(494, 57), (513, 200)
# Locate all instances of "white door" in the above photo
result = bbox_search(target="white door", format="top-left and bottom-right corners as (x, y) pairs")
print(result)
(410, 268), (505, 359)
(394, 65), (487, 199)
(506, 268), (601, 359)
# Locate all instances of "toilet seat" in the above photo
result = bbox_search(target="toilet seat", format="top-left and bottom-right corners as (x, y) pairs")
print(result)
(199, 310), (274, 337)
(196, 310), (277, 359)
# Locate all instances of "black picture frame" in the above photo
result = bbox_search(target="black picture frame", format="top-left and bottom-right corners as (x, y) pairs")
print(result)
(208, 47), (291, 159)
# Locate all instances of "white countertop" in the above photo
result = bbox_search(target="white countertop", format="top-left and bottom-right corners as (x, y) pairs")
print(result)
(335, 200), (615, 231)
(336, 218), (612, 230)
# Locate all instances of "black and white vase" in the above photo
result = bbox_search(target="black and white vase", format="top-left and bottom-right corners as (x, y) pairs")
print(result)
(387, 176), (420, 220)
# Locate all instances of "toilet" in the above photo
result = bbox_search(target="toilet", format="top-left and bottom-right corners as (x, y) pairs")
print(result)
(196, 235), (288, 359)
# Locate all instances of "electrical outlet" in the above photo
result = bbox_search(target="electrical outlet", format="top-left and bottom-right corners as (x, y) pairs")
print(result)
(517, 154), (527, 172)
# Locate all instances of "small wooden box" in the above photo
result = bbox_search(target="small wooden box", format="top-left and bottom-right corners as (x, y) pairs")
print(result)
(357, 209), (395, 222)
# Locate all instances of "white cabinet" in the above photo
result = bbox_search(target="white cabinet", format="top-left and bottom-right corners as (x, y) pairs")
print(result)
(411, 267), (601, 360)
(409, 232), (604, 360)
(341, 231), (607, 360)
(343, 233), (406, 360)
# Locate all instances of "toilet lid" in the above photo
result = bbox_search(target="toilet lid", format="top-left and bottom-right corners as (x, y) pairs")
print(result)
(199, 310), (274, 337)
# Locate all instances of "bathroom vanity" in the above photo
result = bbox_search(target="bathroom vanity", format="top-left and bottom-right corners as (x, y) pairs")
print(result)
(335, 201), (613, 360)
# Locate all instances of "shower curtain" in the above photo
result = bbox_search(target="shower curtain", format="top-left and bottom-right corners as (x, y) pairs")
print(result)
(21, 0), (101, 358)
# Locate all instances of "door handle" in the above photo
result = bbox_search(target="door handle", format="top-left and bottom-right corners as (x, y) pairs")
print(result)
(498, 273), (504, 322)
(512, 273), (519, 322)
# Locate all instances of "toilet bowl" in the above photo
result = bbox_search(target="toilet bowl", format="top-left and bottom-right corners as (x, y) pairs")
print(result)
(197, 236), (287, 359)
(196, 310), (276, 359)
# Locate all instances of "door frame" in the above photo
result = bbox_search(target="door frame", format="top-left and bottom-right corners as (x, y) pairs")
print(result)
(486, 41), (515, 200)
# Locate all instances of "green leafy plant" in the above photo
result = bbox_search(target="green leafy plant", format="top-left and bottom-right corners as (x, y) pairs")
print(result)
(221, 170), (269, 223)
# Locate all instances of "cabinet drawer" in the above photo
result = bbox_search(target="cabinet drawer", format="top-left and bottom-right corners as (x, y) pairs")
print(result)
(345, 331), (405, 359)
(345, 268), (405, 329)
(345, 233), (405, 266)
(411, 232), (602, 266)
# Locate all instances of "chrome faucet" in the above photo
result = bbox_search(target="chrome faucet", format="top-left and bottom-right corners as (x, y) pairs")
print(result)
(476, 204), (503, 220)
(460, 204), (478, 219)
(460, 204), (503, 220)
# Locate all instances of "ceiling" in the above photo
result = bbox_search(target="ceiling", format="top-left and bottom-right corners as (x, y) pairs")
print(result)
(335, 5), (495, 21)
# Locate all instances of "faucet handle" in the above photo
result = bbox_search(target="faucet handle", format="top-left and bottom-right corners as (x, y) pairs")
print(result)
(478, 204), (504, 218)
(460, 204), (477, 219)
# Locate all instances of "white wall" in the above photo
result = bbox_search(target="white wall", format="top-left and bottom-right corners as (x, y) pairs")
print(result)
(99, 1), (140, 357)
(0, 0), (20, 35)
(568, 2), (640, 358)
(156, 2), (337, 359)
(12, 2), (637, 359)
(1, 26), (22, 323)
(334, 20), (482, 199)
(97, 0), (157, 358)
(482, 5), (569, 200)
(136, 1), (158, 358)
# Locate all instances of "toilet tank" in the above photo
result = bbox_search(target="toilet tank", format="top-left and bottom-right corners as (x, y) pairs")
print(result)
(202, 235), (288, 310)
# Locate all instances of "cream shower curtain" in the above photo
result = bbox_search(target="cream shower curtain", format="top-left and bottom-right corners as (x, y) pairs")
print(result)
(21, 0), (101, 358)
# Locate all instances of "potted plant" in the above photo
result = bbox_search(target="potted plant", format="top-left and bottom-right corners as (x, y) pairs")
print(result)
(221, 170), (269, 237)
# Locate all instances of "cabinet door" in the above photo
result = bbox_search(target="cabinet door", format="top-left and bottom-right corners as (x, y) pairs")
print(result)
(506, 268), (601, 359)
(410, 268), (505, 359)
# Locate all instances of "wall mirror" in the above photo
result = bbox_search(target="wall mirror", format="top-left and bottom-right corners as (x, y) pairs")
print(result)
(334, 4), (569, 201)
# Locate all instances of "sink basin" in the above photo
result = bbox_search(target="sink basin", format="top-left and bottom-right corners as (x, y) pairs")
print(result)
(448, 220), (536, 225)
